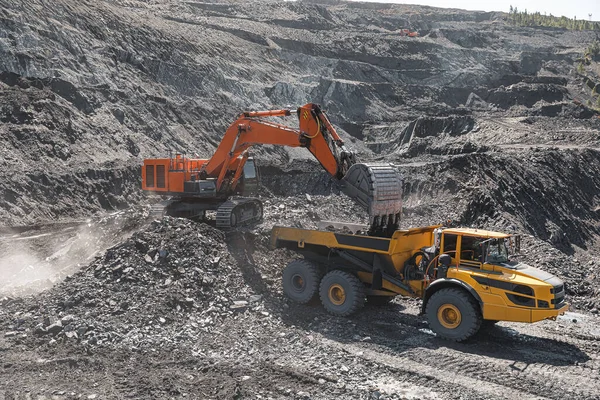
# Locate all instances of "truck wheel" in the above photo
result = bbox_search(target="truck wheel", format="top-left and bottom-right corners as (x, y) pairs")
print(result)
(319, 270), (365, 316)
(282, 259), (322, 304)
(480, 319), (499, 331)
(425, 288), (482, 342)
(366, 295), (395, 306)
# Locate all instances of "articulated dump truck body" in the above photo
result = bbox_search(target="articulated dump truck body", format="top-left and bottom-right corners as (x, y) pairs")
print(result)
(270, 225), (568, 341)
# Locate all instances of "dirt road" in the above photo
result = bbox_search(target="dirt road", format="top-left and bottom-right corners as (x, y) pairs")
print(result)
(1, 296), (597, 399)
(1, 213), (598, 399)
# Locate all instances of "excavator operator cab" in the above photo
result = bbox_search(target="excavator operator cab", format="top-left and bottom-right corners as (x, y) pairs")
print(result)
(237, 158), (260, 196)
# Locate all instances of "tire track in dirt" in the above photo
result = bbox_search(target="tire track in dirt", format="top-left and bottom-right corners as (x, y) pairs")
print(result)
(319, 306), (600, 399)
(268, 346), (450, 399)
(323, 338), (544, 400)
(400, 347), (598, 399)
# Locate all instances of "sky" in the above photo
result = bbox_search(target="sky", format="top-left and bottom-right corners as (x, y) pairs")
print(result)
(351, 0), (600, 21)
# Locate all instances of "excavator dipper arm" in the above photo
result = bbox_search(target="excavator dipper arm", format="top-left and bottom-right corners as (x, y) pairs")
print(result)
(202, 104), (354, 191)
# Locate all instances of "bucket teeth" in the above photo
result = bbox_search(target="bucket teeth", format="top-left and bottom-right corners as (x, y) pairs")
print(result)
(341, 163), (403, 233)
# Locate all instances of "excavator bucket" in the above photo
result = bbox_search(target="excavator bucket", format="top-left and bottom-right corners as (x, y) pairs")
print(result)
(341, 163), (403, 234)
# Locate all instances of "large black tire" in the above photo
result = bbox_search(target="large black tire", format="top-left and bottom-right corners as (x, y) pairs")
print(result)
(319, 270), (365, 316)
(480, 319), (499, 331)
(425, 287), (482, 342)
(366, 295), (395, 306)
(282, 259), (322, 304)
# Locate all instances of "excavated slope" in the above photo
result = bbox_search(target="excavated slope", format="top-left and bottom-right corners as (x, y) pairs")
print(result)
(1, 0), (599, 232)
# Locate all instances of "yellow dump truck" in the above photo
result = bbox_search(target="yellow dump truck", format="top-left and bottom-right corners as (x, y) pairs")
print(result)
(270, 224), (568, 341)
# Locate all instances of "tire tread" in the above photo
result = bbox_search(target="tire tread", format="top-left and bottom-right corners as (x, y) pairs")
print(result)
(282, 259), (322, 304)
(319, 270), (365, 316)
(425, 287), (482, 342)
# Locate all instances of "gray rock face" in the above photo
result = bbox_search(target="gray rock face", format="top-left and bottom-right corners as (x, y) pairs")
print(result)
(1, 0), (598, 228)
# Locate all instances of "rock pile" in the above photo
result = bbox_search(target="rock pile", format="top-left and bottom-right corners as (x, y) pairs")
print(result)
(0, 218), (270, 349)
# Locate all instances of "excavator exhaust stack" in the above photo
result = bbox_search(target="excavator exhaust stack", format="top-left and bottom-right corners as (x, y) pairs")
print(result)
(341, 163), (403, 235)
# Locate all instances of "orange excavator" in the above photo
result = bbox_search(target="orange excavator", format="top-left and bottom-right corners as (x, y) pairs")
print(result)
(399, 29), (419, 37)
(142, 103), (402, 233)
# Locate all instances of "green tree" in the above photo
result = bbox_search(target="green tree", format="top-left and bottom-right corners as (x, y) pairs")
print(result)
(508, 9), (596, 31)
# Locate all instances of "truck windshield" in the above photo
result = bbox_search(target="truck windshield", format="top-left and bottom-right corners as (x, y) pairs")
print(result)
(484, 238), (509, 264)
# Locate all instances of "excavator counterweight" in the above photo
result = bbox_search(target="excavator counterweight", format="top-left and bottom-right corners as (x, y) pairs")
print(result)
(142, 103), (402, 233)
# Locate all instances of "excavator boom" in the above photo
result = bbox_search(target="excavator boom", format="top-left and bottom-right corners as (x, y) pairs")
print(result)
(142, 103), (402, 233)
(200, 103), (354, 186)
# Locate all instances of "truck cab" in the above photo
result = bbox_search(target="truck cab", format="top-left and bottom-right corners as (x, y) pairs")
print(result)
(429, 228), (567, 326)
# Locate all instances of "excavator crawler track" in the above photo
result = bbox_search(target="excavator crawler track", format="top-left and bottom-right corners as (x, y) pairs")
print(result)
(216, 197), (263, 229)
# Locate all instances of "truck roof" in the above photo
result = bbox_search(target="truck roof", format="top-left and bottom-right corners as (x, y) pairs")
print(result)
(443, 227), (511, 238)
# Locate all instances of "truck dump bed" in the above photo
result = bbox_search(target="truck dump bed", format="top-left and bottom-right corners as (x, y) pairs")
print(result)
(270, 225), (439, 256)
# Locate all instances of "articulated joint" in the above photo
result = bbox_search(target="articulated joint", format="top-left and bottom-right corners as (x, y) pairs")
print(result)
(299, 132), (311, 147)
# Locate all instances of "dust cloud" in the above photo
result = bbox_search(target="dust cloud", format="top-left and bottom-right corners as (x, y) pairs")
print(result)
(0, 210), (149, 296)
(0, 249), (55, 295)
(0, 225), (98, 296)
